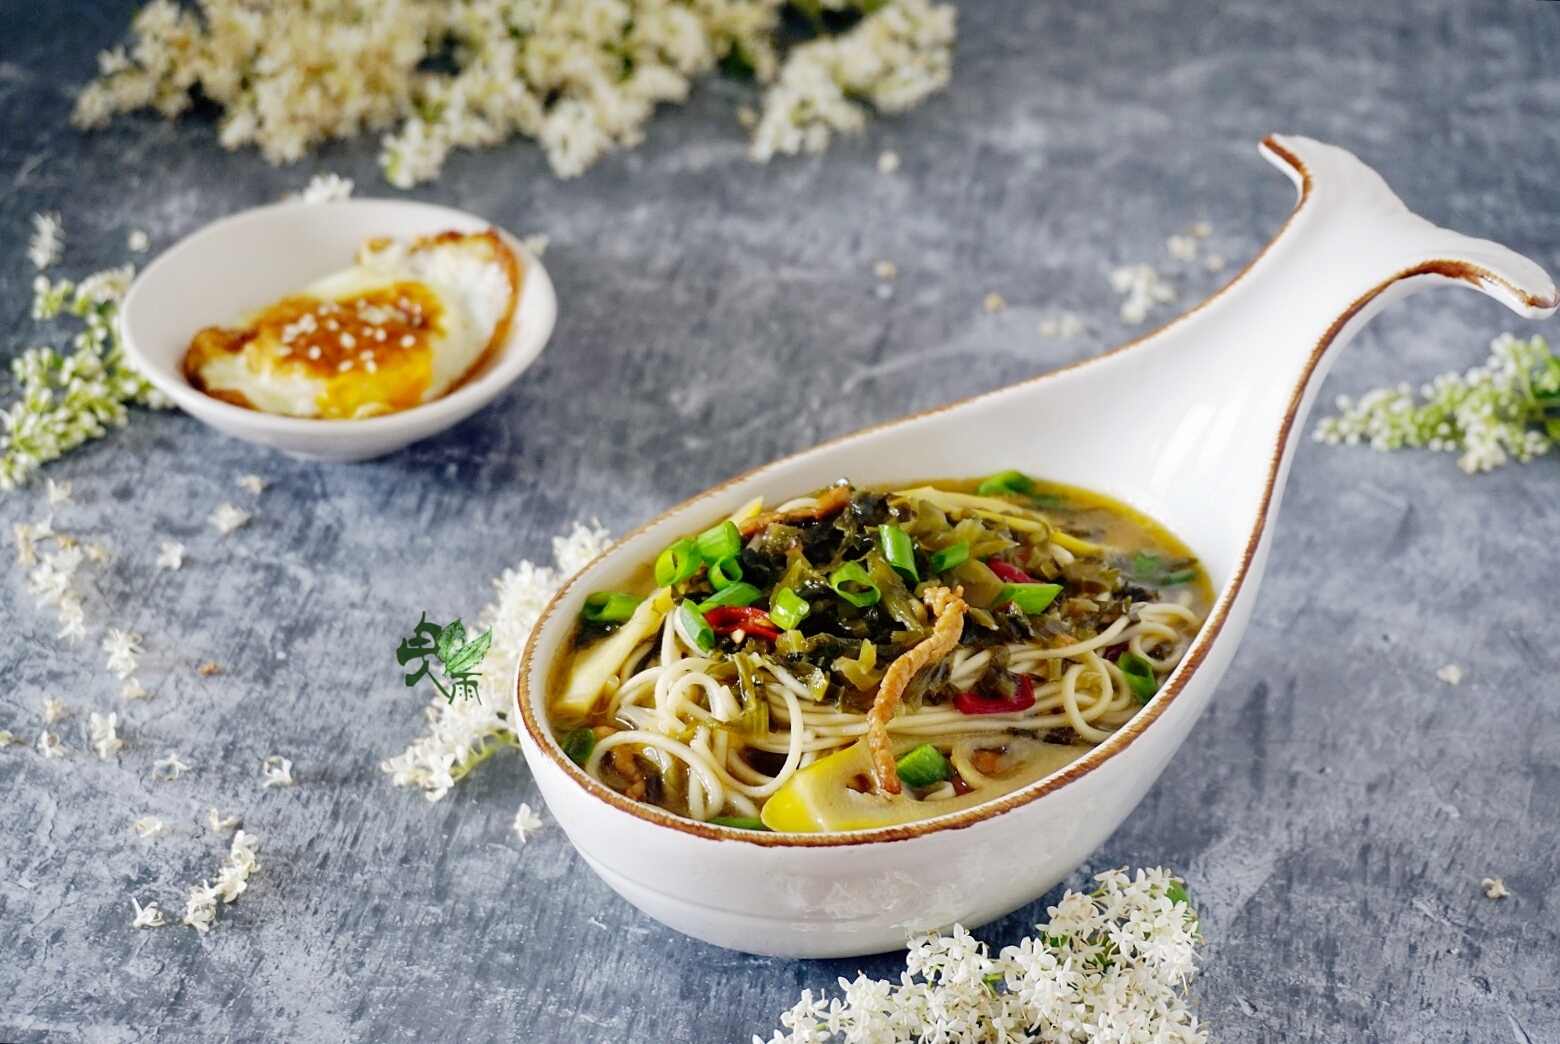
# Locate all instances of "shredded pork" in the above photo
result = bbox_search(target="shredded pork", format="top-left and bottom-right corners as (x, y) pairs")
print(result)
(867, 585), (967, 794)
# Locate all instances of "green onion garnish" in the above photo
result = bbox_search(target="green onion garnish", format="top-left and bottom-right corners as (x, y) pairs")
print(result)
(1131, 550), (1163, 577)
(655, 538), (703, 587)
(829, 561), (882, 608)
(997, 582), (1062, 614)
(877, 524), (919, 583)
(976, 469), (1035, 497)
(709, 815), (770, 830)
(674, 600), (715, 652)
(770, 587), (811, 630)
(708, 555), (744, 590)
(561, 727), (597, 766)
(928, 540), (970, 574)
(895, 743), (952, 788)
(1118, 652), (1159, 702)
(1160, 567), (1197, 586)
(695, 520), (742, 565)
(698, 582), (764, 611)
(581, 591), (643, 624)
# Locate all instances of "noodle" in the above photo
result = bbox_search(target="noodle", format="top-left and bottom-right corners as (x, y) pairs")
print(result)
(550, 476), (1211, 831)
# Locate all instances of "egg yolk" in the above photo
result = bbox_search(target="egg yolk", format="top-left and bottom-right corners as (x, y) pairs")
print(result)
(184, 282), (444, 419)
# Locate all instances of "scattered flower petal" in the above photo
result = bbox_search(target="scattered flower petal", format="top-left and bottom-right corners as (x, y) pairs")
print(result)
(102, 628), (142, 679)
(155, 541), (186, 570)
(208, 502), (251, 535)
(131, 815), (165, 838)
(42, 697), (69, 723)
(152, 751), (191, 781)
(873, 260), (898, 280)
(0, 730), (22, 746)
(982, 291), (1007, 313)
(520, 234), (550, 258)
(198, 661), (221, 676)
(1437, 663), (1464, 686)
(286, 172), (354, 204)
(28, 212), (64, 270)
(119, 677), (149, 700)
(44, 478), (73, 505)
(236, 474), (266, 495)
(1167, 234), (1198, 261)
(1110, 262), (1177, 325)
(1189, 220), (1213, 238)
(131, 896), (165, 928)
(261, 755), (294, 788)
(877, 149), (901, 174)
(207, 808), (241, 833)
(127, 229), (150, 253)
(513, 802), (543, 843)
(90, 711), (123, 760)
(1482, 876), (1510, 899)
(37, 731), (66, 758)
(1204, 253), (1226, 273)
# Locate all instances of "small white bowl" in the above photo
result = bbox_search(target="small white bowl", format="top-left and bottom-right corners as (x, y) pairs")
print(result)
(120, 199), (557, 462)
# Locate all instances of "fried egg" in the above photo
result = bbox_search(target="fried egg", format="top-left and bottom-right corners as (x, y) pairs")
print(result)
(183, 230), (521, 420)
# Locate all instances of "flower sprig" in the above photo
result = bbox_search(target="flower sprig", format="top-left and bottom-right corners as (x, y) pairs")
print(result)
(759, 868), (1205, 1044)
(2, 268), (172, 490)
(1313, 332), (1560, 474)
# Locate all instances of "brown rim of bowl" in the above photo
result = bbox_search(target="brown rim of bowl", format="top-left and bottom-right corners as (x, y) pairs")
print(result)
(516, 134), (1556, 847)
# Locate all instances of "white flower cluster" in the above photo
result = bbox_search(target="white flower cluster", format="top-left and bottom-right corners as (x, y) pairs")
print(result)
(182, 830), (261, 932)
(76, 0), (954, 185)
(1313, 332), (1559, 474)
(284, 173), (354, 204)
(758, 868), (1205, 1044)
(2, 262), (171, 490)
(28, 213), (64, 271)
(747, 0), (955, 161)
(382, 521), (612, 801)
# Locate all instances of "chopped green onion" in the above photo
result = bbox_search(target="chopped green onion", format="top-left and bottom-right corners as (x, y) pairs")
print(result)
(877, 524), (919, 583)
(997, 582), (1062, 614)
(1131, 550), (1163, 577)
(709, 815), (770, 831)
(976, 469), (1035, 497)
(1118, 652), (1159, 703)
(561, 727), (597, 766)
(1160, 567), (1197, 586)
(770, 587), (811, 630)
(655, 538), (703, 587)
(674, 600), (715, 652)
(928, 540), (970, 574)
(698, 582), (763, 611)
(895, 743), (952, 788)
(581, 591), (643, 624)
(695, 520), (742, 564)
(708, 555), (744, 590)
(829, 561), (882, 608)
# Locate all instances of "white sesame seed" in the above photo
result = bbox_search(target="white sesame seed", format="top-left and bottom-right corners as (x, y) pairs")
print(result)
(374, 328), (386, 341)
(326, 319), (339, 330)
(401, 335), (415, 348)
(365, 361), (377, 373)
(340, 332), (355, 348)
(307, 346), (321, 360)
(338, 360), (352, 372)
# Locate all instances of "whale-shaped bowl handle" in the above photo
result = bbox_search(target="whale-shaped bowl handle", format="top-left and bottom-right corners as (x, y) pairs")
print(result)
(512, 136), (1556, 959)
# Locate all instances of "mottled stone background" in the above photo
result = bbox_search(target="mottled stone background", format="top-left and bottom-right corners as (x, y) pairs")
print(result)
(2, 1), (1558, 1041)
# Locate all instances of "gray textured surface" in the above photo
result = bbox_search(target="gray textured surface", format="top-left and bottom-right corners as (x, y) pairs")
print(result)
(2, 1), (1559, 1041)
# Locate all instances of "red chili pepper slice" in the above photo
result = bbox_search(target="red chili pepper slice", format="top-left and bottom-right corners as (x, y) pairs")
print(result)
(987, 560), (1038, 584)
(953, 675), (1036, 715)
(703, 606), (780, 641)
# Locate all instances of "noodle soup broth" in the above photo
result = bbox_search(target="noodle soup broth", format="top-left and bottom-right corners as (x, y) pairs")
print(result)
(547, 475), (1211, 833)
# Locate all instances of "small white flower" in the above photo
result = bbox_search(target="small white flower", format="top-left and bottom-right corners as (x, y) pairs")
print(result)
(1436, 664), (1464, 686)
(520, 234), (550, 258)
(877, 149), (901, 174)
(28, 212), (63, 270)
(127, 229), (151, 253)
(90, 711), (123, 760)
(83, 542), (110, 563)
(287, 172), (354, 204)
(102, 629), (142, 679)
(131, 815), (165, 838)
(131, 897), (165, 928)
(982, 291), (1007, 313)
(1204, 253), (1227, 273)
(120, 678), (148, 700)
(44, 478), (73, 505)
(513, 802), (543, 843)
(873, 260), (898, 280)
(155, 541), (185, 570)
(1482, 876), (1510, 899)
(208, 503), (252, 535)
(37, 731), (66, 758)
(1110, 262), (1177, 324)
(183, 884), (219, 932)
(1167, 234), (1198, 262)
(207, 808), (241, 833)
(1189, 220), (1214, 238)
(42, 697), (68, 723)
(152, 751), (191, 781)
(0, 730), (22, 746)
(261, 755), (294, 787)
(236, 474), (266, 495)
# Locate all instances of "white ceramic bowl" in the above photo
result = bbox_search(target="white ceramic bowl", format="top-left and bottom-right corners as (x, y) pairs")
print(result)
(120, 199), (557, 461)
(515, 137), (1557, 959)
